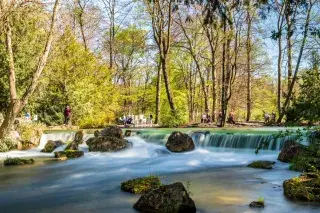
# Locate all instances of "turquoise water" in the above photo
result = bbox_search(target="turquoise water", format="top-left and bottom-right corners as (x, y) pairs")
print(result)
(0, 128), (318, 213)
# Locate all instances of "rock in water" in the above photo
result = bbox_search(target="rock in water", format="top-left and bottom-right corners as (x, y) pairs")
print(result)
(249, 201), (265, 208)
(65, 150), (84, 158)
(87, 136), (130, 152)
(101, 126), (123, 139)
(278, 140), (303, 162)
(65, 141), (78, 151)
(4, 157), (35, 166)
(166, 132), (195, 152)
(94, 130), (101, 137)
(74, 130), (84, 144)
(247, 161), (275, 169)
(41, 140), (64, 153)
(124, 130), (132, 137)
(283, 173), (320, 202)
(121, 176), (161, 194)
(54, 150), (84, 159)
(133, 182), (196, 213)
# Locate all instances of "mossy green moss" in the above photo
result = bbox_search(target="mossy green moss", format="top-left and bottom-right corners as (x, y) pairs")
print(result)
(65, 150), (84, 158)
(54, 150), (84, 159)
(121, 176), (161, 194)
(247, 161), (275, 169)
(283, 173), (320, 202)
(4, 157), (35, 166)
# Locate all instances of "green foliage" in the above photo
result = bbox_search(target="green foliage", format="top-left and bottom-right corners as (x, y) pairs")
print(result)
(31, 28), (118, 128)
(0, 137), (18, 152)
(286, 62), (320, 123)
(121, 175), (161, 194)
(4, 157), (35, 166)
(18, 123), (43, 144)
(257, 196), (265, 205)
(0, 4), (48, 113)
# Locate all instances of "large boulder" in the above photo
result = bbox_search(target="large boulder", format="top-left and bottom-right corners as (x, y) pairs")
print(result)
(87, 126), (131, 152)
(121, 176), (161, 194)
(283, 173), (320, 202)
(166, 132), (195, 153)
(74, 130), (84, 144)
(133, 182), (196, 213)
(247, 161), (275, 169)
(87, 136), (130, 152)
(41, 140), (64, 153)
(101, 126), (123, 139)
(278, 140), (303, 163)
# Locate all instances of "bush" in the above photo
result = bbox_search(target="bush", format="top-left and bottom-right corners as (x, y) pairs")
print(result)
(0, 142), (9, 152)
(160, 109), (188, 127)
(18, 123), (44, 146)
(0, 137), (18, 152)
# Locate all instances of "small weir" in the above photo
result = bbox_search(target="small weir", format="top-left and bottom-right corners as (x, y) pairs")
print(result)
(137, 130), (292, 151)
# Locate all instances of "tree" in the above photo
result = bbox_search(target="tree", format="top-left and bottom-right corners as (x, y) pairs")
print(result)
(278, 0), (315, 122)
(144, 0), (177, 117)
(0, 0), (60, 139)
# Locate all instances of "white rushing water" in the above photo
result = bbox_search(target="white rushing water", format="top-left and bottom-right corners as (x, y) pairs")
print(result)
(0, 132), (93, 159)
(2, 131), (319, 213)
(0, 132), (279, 171)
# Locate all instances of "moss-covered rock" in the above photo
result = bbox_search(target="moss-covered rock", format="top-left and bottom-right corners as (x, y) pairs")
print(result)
(41, 140), (64, 153)
(65, 150), (84, 158)
(278, 140), (303, 163)
(166, 131), (195, 153)
(121, 176), (161, 194)
(249, 201), (265, 208)
(133, 182), (196, 213)
(54, 150), (84, 159)
(87, 136), (130, 152)
(65, 141), (78, 151)
(74, 130), (84, 144)
(247, 161), (275, 169)
(100, 126), (123, 139)
(4, 157), (35, 166)
(283, 173), (320, 202)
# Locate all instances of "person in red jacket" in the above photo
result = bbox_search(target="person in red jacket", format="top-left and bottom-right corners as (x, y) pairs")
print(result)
(64, 105), (72, 125)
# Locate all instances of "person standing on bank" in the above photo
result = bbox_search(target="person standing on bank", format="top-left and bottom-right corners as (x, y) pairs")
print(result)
(64, 105), (72, 125)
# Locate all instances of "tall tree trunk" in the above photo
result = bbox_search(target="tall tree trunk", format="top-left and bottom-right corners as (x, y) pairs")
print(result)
(246, 6), (252, 122)
(155, 62), (161, 124)
(276, 2), (285, 116)
(161, 55), (176, 113)
(285, 5), (293, 91)
(220, 16), (226, 127)
(109, 0), (115, 70)
(278, 1), (313, 123)
(0, 0), (60, 139)
(211, 53), (216, 122)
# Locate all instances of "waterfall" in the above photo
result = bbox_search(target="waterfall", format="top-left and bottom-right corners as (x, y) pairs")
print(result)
(137, 131), (293, 151)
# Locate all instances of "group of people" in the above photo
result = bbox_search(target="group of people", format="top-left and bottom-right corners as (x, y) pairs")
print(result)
(201, 111), (236, 125)
(264, 111), (276, 124)
(119, 114), (153, 127)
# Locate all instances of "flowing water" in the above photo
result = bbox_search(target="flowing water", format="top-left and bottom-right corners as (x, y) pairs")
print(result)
(0, 128), (319, 213)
